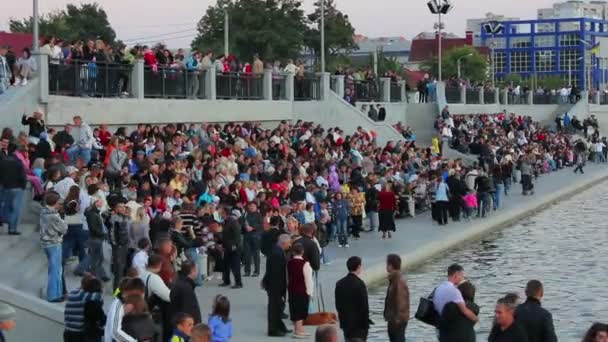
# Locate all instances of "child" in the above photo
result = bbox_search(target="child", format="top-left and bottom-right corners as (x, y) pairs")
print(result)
(462, 190), (478, 220)
(208, 295), (232, 342)
(171, 312), (195, 342)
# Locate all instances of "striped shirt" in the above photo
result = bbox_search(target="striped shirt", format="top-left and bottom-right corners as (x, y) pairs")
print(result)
(64, 289), (103, 332)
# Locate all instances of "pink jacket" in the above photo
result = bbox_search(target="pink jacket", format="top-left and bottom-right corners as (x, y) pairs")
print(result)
(463, 193), (478, 208)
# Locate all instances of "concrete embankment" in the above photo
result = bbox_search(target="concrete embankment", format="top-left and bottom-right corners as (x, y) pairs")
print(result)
(2, 165), (607, 342)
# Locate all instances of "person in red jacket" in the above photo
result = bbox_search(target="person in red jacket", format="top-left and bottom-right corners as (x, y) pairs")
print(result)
(287, 243), (313, 338)
(378, 182), (397, 239)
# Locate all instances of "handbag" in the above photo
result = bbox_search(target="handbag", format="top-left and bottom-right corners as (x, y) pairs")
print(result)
(304, 272), (337, 326)
(414, 288), (439, 327)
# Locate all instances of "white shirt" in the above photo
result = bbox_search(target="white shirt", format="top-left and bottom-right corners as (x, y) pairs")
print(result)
(292, 256), (314, 297)
(132, 250), (149, 276)
(283, 63), (299, 74)
(104, 298), (136, 342)
(54, 177), (77, 199)
(140, 270), (171, 302)
(595, 142), (605, 153)
(433, 280), (464, 315)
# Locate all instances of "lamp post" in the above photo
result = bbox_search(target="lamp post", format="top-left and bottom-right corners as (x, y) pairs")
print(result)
(427, 0), (453, 81)
(457, 53), (473, 79)
(224, 9), (229, 56)
(33, 0), (39, 52)
(320, 0), (326, 73)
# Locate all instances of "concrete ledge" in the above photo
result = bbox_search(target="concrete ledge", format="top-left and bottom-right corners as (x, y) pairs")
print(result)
(361, 168), (608, 286)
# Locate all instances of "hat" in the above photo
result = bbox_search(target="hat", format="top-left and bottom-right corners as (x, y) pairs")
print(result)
(0, 303), (16, 322)
(66, 166), (79, 174)
(162, 211), (172, 220)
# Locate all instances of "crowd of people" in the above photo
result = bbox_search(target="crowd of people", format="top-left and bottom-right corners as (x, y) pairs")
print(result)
(0, 98), (606, 341)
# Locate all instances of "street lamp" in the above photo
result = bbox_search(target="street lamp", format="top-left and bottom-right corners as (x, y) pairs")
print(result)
(320, 0), (326, 73)
(33, 0), (39, 52)
(427, 0), (453, 81)
(457, 53), (473, 79)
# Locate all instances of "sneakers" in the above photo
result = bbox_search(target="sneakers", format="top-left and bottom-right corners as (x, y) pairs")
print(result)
(338, 244), (344, 248)
(20, 78), (28, 86)
(344, 244), (350, 248)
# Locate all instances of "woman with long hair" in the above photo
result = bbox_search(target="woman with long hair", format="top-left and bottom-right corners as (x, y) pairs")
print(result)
(62, 185), (87, 274)
(583, 323), (608, 342)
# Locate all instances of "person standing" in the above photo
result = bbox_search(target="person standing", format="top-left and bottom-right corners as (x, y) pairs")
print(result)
(438, 281), (479, 342)
(109, 202), (132, 291)
(220, 209), (243, 289)
(434, 176), (450, 225)
(348, 188), (366, 239)
(84, 196), (110, 282)
(242, 201), (263, 277)
(489, 297), (529, 342)
(262, 234), (291, 337)
(378, 183), (397, 239)
(514, 280), (557, 342)
(0, 143), (26, 235)
(40, 191), (68, 302)
(287, 243), (314, 338)
(383, 254), (409, 342)
(364, 181), (379, 232)
(335, 256), (371, 342)
(294, 223), (321, 272)
(170, 260), (202, 324)
(433, 264), (478, 327)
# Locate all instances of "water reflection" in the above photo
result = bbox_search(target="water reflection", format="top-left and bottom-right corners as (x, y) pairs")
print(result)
(368, 182), (608, 342)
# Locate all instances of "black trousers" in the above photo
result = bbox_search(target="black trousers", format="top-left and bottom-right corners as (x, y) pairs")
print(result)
(222, 249), (242, 286)
(243, 232), (261, 275)
(436, 201), (449, 225)
(387, 321), (408, 342)
(448, 197), (461, 221)
(351, 215), (363, 238)
(111, 244), (128, 291)
(267, 290), (287, 335)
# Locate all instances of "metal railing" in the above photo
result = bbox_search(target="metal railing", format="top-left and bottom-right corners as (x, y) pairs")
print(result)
(48, 59), (133, 97)
(353, 80), (380, 102)
(465, 88), (480, 104)
(294, 74), (321, 101)
(483, 91), (496, 104)
(508, 93), (529, 105)
(144, 66), (199, 99)
(216, 72), (264, 100)
(330, 76), (338, 93)
(390, 82), (401, 102)
(601, 93), (608, 105)
(445, 87), (461, 103)
(272, 73), (288, 100)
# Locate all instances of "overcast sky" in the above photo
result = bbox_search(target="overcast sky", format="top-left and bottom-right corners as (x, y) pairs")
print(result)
(2, 0), (557, 48)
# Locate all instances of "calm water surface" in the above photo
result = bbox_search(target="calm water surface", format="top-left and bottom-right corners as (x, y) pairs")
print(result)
(368, 181), (608, 342)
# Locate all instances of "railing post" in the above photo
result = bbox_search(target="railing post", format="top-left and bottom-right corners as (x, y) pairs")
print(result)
(285, 72), (295, 102)
(479, 87), (484, 104)
(595, 91), (600, 105)
(502, 88), (509, 105)
(130, 60), (144, 99)
(461, 85), (466, 104)
(204, 67), (216, 100)
(38, 54), (49, 103)
(380, 77), (391, 102)
(398, 80), (406, 102)
(494, 88), (500, 104)
(334, 75), (345, 98)
(263, 70), (273, 100)
(527, 90), (533, 105)
(318, 72), (330, 100)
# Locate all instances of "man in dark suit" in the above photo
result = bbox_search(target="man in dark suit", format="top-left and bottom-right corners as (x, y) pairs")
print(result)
(220, 208), (243, 289)
(170, 260), (202, 324)
(262, 234), (292, 337)
(335, 256), (371, 342)
(293, 223), (321, 271)
(515, 280), (557, 342)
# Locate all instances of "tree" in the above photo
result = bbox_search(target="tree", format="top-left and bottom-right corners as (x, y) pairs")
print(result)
(9, 3), (116, 44)
(367, 51), (403, 77)
(304, 0), (357, 68)
(421, 46), (488, 82)
(191, 0), (308, 62)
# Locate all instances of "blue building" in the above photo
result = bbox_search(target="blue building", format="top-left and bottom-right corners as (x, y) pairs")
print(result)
(480, 17), (608, 90)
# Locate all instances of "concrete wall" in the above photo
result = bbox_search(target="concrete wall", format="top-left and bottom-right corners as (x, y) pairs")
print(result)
(0, 79), (43, 135)
(46, 96), (293, 126)
(0, 284), (63, 342)
(404, 103), (438, 145)
(293, 93), (403, 146)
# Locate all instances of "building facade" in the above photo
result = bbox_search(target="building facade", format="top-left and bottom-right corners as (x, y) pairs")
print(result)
(467, 13), (520, 46)
(481, 17), (608, 90)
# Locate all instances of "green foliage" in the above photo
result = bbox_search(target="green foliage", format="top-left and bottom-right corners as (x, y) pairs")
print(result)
(420, 46), (488, 82)
(497, 73), (530, 88)
(537, 75), (565, 90)
(304, 0), (357, 67)
(9, 3), (116, 44)
(191, 0), (308, 62)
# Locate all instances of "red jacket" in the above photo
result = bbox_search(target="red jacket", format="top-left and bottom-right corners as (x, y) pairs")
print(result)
(378, 191), (397, 211)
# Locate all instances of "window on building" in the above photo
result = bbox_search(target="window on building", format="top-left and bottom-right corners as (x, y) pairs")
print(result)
(536, 22), (556, 33)
(559, 49), (581, 72)
(559, 33), (579, 46)
(534, 35), (555, 48)
(559, 21), (580, 32)
(510, 51), (531, 72)
(510, 37), (531, 48)
(493, 51), (506, 74)
(486, 37), (506, 49)
(535, 50), (555, 72)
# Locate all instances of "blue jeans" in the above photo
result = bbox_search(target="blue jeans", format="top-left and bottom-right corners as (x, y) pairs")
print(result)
(62, 224), (87, 264)
(503, 178), (511, 196)
(243, 232), (261, 275)
(367, 210), (378, 231)
(2, 188), (24, 233)
(44, 244), (64, 302)
(335, 218), (348, 245)
(186, 248), (204, 286)
(73, 230), (90, 275)
(477, 192), (491, 218)
(66, 146), (92, 165)
(494, 184), (504, 210)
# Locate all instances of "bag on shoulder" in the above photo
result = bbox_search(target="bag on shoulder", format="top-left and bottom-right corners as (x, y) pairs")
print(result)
(415, 288), (439, 327)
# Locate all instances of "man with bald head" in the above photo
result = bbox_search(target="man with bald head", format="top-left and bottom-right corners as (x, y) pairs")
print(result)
(315, 324), (339, 342)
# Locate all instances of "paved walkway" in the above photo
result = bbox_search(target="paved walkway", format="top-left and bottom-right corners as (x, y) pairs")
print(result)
(190, 164), (608, 341)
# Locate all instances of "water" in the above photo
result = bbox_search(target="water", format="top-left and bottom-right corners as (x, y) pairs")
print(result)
(368, 182), (608, 342)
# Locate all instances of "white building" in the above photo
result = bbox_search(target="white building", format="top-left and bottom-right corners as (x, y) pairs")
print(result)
(466, 13), (520, 46)
(537, 0), (608, 31)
